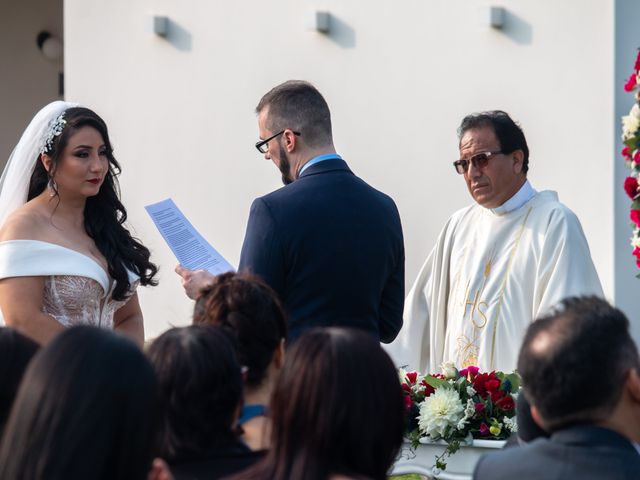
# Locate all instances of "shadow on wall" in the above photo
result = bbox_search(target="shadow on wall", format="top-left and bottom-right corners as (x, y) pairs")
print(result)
(166, 18), (192, 51)
(502, 10), (533, 45)
(328, 14), (356, 49)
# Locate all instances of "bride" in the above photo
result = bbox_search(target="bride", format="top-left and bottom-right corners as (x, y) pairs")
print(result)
(0, 101), (158, 345)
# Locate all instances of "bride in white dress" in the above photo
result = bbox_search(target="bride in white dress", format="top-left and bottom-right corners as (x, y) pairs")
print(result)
(0, 101), (158, 345)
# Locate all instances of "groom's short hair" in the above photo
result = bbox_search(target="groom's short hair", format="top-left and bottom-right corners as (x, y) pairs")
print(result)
(256, 80), (333, 148)
(518, 296), (639, 431)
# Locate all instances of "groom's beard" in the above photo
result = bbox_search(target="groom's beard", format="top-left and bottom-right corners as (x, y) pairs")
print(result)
(279, 145), (294, 185)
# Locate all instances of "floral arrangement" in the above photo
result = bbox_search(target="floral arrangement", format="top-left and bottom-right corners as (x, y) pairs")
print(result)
(400, 362), (519, 473)
(621, 49), (640, 274)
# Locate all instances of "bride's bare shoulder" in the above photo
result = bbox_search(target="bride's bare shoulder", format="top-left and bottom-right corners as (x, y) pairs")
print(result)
(0, 203), (50, 242)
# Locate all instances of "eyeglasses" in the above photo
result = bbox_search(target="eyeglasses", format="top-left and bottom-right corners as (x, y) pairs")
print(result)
(453, 150), (503, 174)
(255, 130), (301, 154)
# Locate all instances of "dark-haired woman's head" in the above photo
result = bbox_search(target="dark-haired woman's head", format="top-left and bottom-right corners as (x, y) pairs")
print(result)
(0, 326), (158, 480)
(193, 272), (287, 389)
(0, 328), (39, 434)
(27, 106), (158, 301)
(241, 327), (405, 480)
(147, 325), (243, 462)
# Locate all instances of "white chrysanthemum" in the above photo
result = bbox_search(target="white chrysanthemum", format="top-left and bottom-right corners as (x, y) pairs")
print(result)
(503, 416), (518, 433)
(632, 103), (640, 118)
(418, 388), (464, 439)
(622, 114), (640, 140)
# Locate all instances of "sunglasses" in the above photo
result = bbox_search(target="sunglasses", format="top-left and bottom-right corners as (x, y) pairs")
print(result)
(453, 151), (503, 174)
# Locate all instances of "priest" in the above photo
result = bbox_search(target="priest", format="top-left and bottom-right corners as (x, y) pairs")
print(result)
(388, 111), (603, 372)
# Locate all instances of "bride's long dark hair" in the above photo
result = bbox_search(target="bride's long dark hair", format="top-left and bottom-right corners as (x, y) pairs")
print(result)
(27, 107), (158, 300)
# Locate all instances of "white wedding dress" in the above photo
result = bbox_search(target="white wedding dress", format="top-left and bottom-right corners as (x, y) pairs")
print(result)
(0, 240), (139, 328)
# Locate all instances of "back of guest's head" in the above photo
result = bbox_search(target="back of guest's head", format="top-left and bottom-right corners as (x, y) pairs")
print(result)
(239, 327), (405, 480)
(518, 296), (639, 431)
(0, 326), (158, 480)
(256, 80), (333, 148)
(0, 328), (39, 433)
(147, 325), (243, 461)
(458, 110), (530, 174)
(193, 272), (287, 388)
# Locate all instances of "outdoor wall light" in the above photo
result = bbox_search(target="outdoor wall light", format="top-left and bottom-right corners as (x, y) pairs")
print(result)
(306, 11), (330, 34)
(150, 15), (169, 37)
(481, 6), (505, 29)
(36, 31), (63, 60)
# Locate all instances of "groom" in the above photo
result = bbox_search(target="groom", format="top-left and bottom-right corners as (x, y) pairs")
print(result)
(177, 80), (405, 343)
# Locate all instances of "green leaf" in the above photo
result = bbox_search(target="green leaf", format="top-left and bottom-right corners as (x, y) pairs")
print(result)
(424, 375), (450, 389)
(504, 373), (521, 391)
(631, 199), (640, 211)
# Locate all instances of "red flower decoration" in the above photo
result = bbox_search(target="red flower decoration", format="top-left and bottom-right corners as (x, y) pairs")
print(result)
(421, 379), (435, 397)
(474, 402), (486, 413)
(496, 394), (515, 411)
(404, 395), (413, 412)
(479, 423), (490, 436)
(631, 209), (640, 228)
(406, 371), (418, 384)
(623, 146), (632, 159)
(624, 177), (639, 199)
(634, 151), (640, 164)
(625, 73), (637, 92)
(635, 50), (640, 72)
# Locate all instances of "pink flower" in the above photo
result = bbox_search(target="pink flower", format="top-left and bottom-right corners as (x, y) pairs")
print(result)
(631, 209), (640, 228)
(475, 402), (486, 413)
(625, 73), (637, 92)
(624, 177), (639, 199)
(479, 423), (490, 436)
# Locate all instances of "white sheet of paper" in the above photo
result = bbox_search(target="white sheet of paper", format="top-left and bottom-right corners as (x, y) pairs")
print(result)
(145, 198), (235, 275)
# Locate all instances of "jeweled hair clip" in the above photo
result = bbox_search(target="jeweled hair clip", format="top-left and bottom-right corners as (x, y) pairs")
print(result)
(39, 112), (67, 155)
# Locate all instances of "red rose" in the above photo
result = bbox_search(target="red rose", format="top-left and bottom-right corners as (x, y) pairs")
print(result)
(624, 177), (639, 199)
(421, 379), (435, 397)
(496, 395), (515, 411)
(485, 379), (501, 392)
(623, 146), (632, 159)
(634, 151), (640, 164)
(490, 389), (505, 403)
(472, 372), (497, 398)
(406, 371), (418, 384)
(631, 209), (640, 228)
(404, 395), (413, 412)
(475, 402), (485, 413)
(633, 246), (640, 258)
(635, 51), (640, 72)
(401, 383), (412, 394)
(625, 73), (637, 92)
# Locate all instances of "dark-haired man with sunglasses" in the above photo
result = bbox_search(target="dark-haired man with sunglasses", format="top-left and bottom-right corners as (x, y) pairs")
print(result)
(387, 110), (602, 374)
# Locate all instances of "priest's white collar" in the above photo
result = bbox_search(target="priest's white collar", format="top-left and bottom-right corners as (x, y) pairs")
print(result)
(489, 180), (537, 216)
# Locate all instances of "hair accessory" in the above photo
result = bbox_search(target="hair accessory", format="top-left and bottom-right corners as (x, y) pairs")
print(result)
(39, 112), (67, 155)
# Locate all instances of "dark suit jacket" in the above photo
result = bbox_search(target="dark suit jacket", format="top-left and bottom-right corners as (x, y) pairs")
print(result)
(169, 442), (263, 480)
(473, 425), (640, 480)
(239, 159), (404, 342)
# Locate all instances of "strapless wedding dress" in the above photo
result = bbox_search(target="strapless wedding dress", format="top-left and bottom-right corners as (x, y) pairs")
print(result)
(0, 240), (139, 328)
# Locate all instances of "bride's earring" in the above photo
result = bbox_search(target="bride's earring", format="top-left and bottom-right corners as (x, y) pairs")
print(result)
(48, 177), (57, 196)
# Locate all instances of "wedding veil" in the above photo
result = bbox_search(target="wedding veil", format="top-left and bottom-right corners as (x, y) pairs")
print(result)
(0, 101), (79, 228)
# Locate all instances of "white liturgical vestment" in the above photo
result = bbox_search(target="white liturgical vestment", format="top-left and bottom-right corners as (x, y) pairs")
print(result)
(387, 182), (603, 372)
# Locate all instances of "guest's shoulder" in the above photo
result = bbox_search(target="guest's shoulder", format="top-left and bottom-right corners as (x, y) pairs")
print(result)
(473, 443), (540, 480)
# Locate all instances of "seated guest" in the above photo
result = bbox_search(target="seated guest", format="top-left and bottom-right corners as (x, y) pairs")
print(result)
(147, 325), (263, 479)
(0, 326), (158, 480)
(474, 296), (640, 480)
(0, 328), (39, 434)
(193, 272), (287, 450)
(235, 327), (405, 480)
